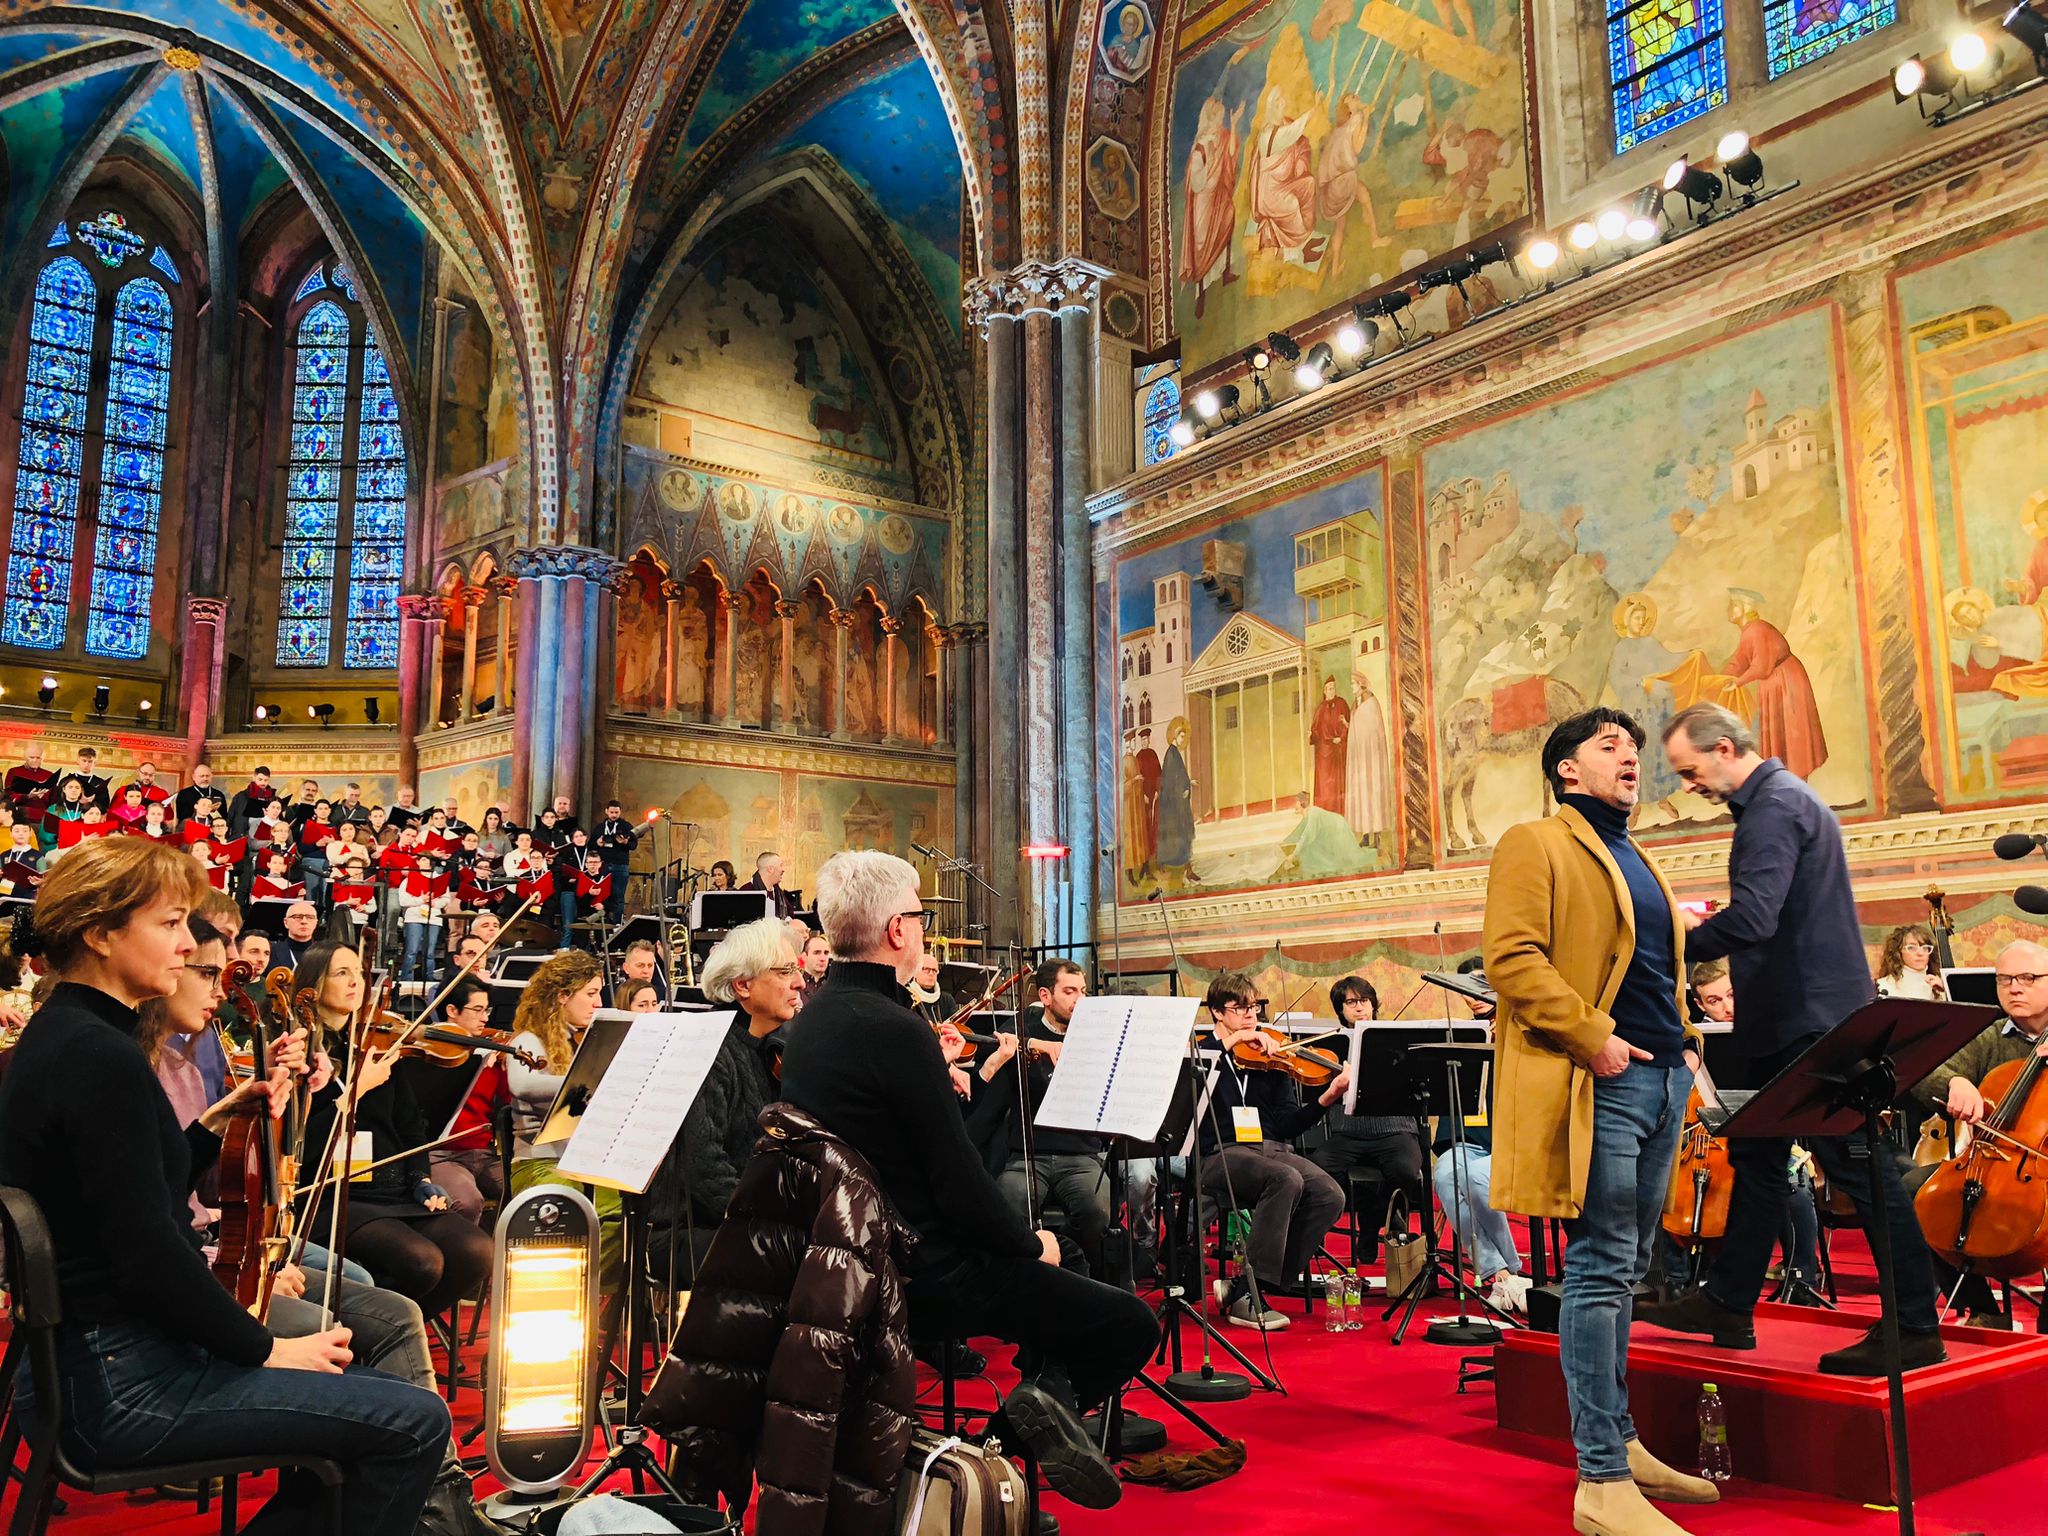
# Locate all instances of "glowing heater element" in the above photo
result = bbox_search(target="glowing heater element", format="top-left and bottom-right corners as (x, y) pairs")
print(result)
(485, 1186), (600, 1494)
(1021, 843), (1070, 860)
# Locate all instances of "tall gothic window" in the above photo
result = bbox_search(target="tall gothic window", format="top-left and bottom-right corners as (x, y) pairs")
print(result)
(1607, 0), (1728, 153)
(276, 261), (406, 668)
(1, 212), (179, 658)
(1141, 375), (1181, 467)
(1762, 0), (1895, 78)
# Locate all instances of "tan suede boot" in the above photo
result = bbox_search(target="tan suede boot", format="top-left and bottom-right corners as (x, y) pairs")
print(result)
(1626, 1437), (1722, 1504)
(1573, 1478), (1697, 1536)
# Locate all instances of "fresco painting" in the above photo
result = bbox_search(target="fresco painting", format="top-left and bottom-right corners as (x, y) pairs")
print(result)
(419, 757), (512, 829)
(1894, 222), (2048, 807)
(1113, 468), (1393, 899)
(1421, 307), (1871, 856)
(1167, 0), (1532, 370)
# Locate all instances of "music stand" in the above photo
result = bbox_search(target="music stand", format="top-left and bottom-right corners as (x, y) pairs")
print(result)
(689, 891), (770, 932)
(1713, 998), (1993, 1536)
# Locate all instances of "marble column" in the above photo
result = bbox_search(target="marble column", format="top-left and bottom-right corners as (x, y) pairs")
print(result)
(774, 599), (798, 732)
(509, 545), (622, 817)
(964, 258), (1108, 947)
(878, 616), (902, 743)
(511, 572), (540, 816)
(179, 597), (227, 762)
(493, 576), (517, 719)
(932, 624), (954, 747)
(459, 586), (484, 721)
(423, 597), (450, 731)
(396, 593), (439, 791)
(718, 592), (740, 727)
(829, 607), (852, 743)
(661, 579), (685, 715)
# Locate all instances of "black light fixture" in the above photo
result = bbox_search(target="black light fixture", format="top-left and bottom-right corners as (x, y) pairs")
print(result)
(474, 694), (497, 715)
(1293, 341), (1337, 392)
(1263, 331), (1301, 365)
(1335, 308), (1377, 360)
(1625, 186), (1665, 242)
(1522, 235), (1563, 276)
(1418, 253), (1482, 308)
(90, 683), (109, 720)
(2004, 2), (2048, 70)
(36, 676), (55, 712)
(1242, 343), (1270, 374)
(1662, 156), (1724, 216)
(1169, 410), (1199, 449)
(1717, 130), (1765, 197)
(1192, 383), (1241, 424)
(309, 702), (335, 728)
(136, 698), (152, 726)
(1357, 289), (1414, 342)
(364, 696), (382, 725)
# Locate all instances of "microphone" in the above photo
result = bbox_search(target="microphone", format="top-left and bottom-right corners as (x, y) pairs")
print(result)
(1146, 888), (1164, 903)
(911, 843), (942, 859)
(1994, 832), (2046, 861)
(2018, 885), (2048, 916)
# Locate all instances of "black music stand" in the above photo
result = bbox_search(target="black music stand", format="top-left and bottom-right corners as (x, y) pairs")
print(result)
(1712, 998), (1993, 1536)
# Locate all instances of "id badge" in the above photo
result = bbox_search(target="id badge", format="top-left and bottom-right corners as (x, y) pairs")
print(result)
(1232, 1106), (1263, 1144)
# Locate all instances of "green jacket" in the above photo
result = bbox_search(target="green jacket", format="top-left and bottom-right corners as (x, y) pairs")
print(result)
(1915, 1020), (2046, 1113)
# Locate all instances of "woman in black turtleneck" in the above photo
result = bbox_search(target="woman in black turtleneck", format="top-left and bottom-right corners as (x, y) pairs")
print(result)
(0, 836), (447, 1536)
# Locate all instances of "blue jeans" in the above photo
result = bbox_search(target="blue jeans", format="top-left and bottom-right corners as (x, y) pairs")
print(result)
(400, 920), (436, 981)
(603, 860), (630, 925)
(1432, 1144), (1520, 1279)
(300, 853), (328, 907)
(299, 1243), (374, 1287)
(557, 891), (580, 947)
(1561, 1062), (1689, 1482)
(20, 1318), (447, 1536)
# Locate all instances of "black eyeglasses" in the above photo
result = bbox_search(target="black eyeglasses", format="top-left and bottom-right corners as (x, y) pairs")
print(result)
(895, 909), (934, 927)
(186, 964), (224, 986)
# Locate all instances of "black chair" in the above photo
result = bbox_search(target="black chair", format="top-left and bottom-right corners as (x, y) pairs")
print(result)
(0, 1186), (345, 1536)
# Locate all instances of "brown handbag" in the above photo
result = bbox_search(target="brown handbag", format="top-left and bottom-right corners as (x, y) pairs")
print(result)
(894, 1430), (1031, 1536)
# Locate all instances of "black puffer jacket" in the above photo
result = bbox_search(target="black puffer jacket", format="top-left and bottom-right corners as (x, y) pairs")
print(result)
(644, 1102), (918, 1536)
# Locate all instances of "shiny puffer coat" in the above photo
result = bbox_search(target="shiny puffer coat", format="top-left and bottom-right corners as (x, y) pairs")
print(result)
(643, 1101), (919, 1536)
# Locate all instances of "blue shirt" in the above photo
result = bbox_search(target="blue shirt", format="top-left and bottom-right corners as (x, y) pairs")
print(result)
(1561, 795), (1685, 1067)
(1685, 758), (1870, 1054)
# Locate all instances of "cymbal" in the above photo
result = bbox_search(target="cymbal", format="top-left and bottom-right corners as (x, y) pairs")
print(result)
(922, 894), (965, 904)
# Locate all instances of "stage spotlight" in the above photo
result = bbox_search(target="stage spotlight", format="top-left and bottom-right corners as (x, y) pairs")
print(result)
(1168, 414), (1198, 448)
(1663, 156), (1724, 211)
(36, 677), (55, 711)
(1717, 130), (1764, 193)
(1264, 331), (1301, 365)
(1357, 288), (1416, 342)
(1567, 220), (1599, 251)
(1335, 317), (1373, 357)
(1192, 388), (1221, 420)
(1294, 342), (1336, 391)
(309, 702), (335, 728)
(485, 1186), (600, 1496)
(136, 699), (151, 725)
(1626, 187), (1663, 241)
(91, 684), (109, 719)
(2005, 3), (2048, 68)
(1243, 344), (1270, 373)
(1595, 207), (1628, 241)
(1209, 383), (1241, 420)
(1949, 29), (1991, 73)
(364, 696), (382, 725)
(1523, 236), (1561, 271)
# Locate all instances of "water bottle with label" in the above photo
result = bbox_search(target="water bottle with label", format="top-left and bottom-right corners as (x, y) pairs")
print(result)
(1322, 1272), (1345, 1333)
(1697, 1383), (1733, 1482)
(1341, 1269), (1365, 1331)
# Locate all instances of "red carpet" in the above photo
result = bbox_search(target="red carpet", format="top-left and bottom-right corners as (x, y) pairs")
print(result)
(16, 1246), (2043, 1535)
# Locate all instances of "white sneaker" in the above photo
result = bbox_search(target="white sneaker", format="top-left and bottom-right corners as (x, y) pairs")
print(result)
(1226, 1296), (1289, 1331)
(1495, 1274), (1532, 1314)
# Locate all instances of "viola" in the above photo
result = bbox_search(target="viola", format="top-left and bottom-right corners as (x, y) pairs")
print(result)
(1661, 1085), (1734, 1244)
(212, 959), (294, 1318)
(1914, 1044), (2048, 1280)
(1227, 1026), (1342, 1088)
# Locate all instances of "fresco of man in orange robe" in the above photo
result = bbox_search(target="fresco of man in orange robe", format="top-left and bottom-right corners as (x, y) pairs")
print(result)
(1179, 96), (1242, 318)
(1723, 589), (1828, 779)
(1309, 675), (1350, 815)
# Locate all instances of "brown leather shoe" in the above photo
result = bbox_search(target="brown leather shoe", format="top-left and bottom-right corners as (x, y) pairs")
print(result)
(1626, 1437), (1722, 1504)
(1573, 1479), (1697, 1536)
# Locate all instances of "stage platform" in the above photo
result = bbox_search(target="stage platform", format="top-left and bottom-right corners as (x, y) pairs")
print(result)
(1495, 1301), (2048, 1504)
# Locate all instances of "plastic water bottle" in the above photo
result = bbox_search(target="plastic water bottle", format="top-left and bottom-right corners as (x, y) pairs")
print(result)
(1697, 1383), (1733, 1482)
(1341, 1269), (1365, 1331)
(1323, 1273), (1346, 1333)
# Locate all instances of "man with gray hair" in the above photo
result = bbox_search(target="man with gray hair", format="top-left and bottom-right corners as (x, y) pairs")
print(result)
(1641, 703), (1944, 1374)
(778, 851), (1154, 1510)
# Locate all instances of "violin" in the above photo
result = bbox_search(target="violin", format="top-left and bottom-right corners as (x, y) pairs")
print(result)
(212, 959), (294, 1318)
(1914, 1044), (2048, 1280)
(1226, 1025), (1343, 1088)
(1661, 1084), (1734, 1244)
(361, 1011), (545, 1069)
(931, 965), (1034, 1061)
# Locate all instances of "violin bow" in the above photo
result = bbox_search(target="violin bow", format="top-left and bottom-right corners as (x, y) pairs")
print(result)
(361, 893), (539, 1068)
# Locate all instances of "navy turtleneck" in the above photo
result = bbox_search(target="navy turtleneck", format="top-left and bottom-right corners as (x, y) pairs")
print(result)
(1561, 793), (1685, 1067)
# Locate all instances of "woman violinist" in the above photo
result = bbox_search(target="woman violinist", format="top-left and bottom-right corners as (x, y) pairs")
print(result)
(0, 837), (449, 1535)
(295, 941), (493, 1316)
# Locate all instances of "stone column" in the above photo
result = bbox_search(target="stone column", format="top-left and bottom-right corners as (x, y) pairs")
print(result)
(459, 586), (484, 721)
(492, 575), (517, 718)
(423, 596), (450, 732)
(774, 599), (798, 732)
(717, 591), (739, 727)
(661, 579), (685, 715)
(932, 624), (954, 747)
(878, 616), (902, 742)
(552, 575), (586, 804)
(507, 545), (620, 816)
(396, 593), (439, 790)
(829, 607), (852, 743)
(180, 597), (227, 761)
(964, 258), (1108, 947)
(511, 569), (541, 816)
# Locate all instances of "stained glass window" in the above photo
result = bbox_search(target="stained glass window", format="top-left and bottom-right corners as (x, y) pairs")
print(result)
(77, 210), (144, 268)
(1, 258), (96, 650)
(1142, 375), (1180, 466)
(1608, 0), (1728, 153)
(1762, 0), (1894, 77)
(149, 246), (180, 284)
(333, 266), (358, 303)
(345, 344), (405, 668)
(277, 300), (349, 667)
(275, 272), (409, 671)
(47, 223), (69, 247)
(293, 266), (327, 303)
(86, 278), (172, 659)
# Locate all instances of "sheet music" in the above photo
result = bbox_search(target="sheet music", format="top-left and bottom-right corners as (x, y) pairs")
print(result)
(555, 1011), (732, 1193)
(1035, 995), (1199, 1140)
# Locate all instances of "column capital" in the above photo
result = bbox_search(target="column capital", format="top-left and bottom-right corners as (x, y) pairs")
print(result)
(828, 606), (855, 630)
(185, 596), (228, 625)
(506, 543), (624, 582)
(773, 599), (800, 620)
(964, 258), (1113, 332)
(397, 592), (443, 623)
(460, 585), (488, 611)
(660, 579), (688, 604)
(878, 615), (903, 636)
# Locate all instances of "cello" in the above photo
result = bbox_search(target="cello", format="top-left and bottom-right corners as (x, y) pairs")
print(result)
(212, 959), (295, 1316)
(1913, 1042), (2048, 1281)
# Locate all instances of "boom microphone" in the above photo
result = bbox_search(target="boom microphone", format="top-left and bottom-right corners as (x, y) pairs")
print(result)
(1993, 832), (2047, 861)
(2016, 885), (2048, 916)
(911, 843), (942, 859)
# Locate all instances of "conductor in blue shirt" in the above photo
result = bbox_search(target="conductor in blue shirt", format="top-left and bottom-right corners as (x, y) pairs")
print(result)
(1638, 703), (1944, 1376)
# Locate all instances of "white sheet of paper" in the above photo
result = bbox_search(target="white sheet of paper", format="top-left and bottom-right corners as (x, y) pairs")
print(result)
(1034, 995), (1199, 1140)
(555, 1011), (733, 1193)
